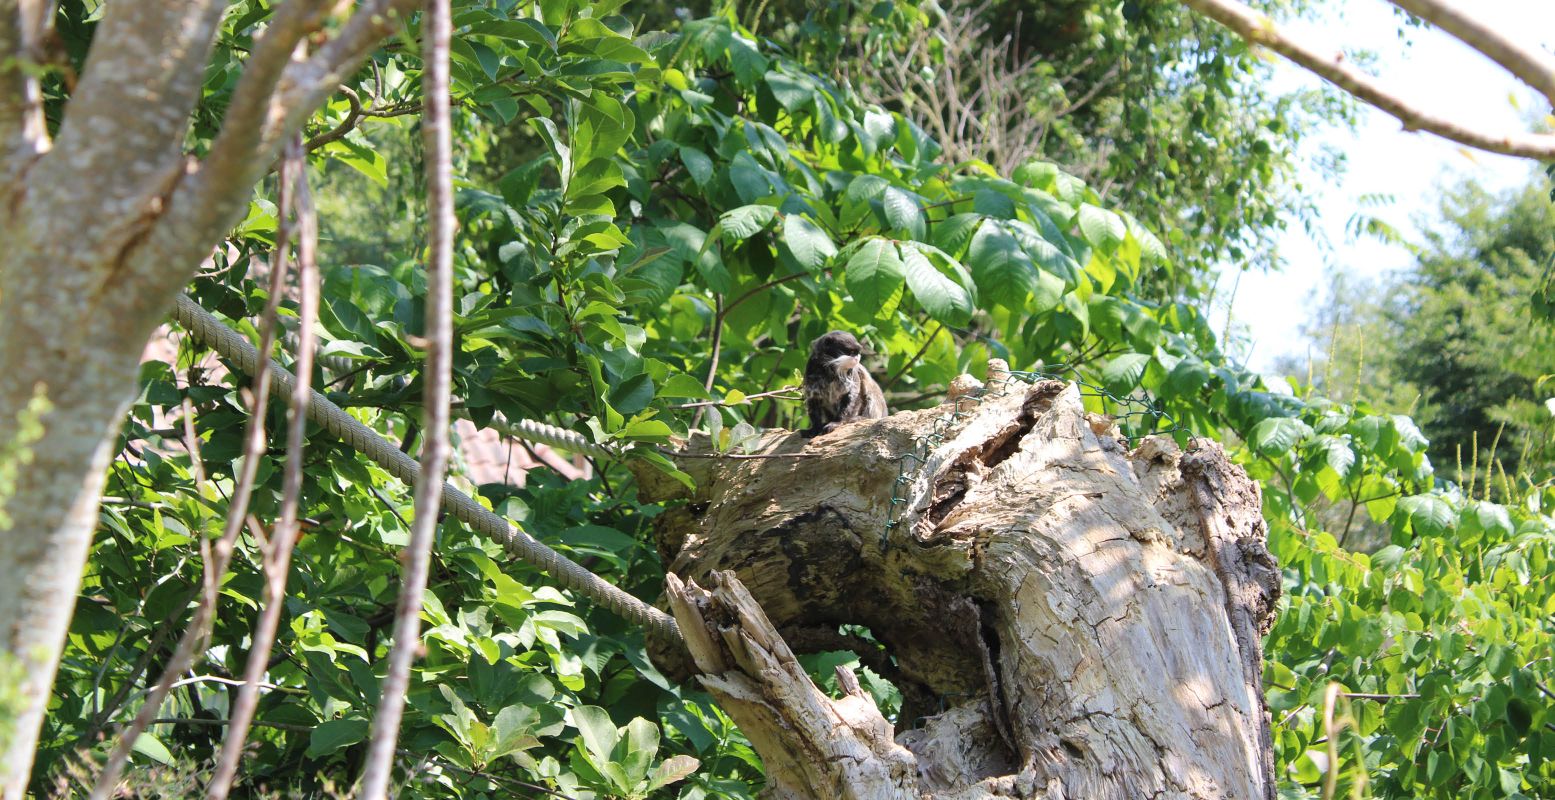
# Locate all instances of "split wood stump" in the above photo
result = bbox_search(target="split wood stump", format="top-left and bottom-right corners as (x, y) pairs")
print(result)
(636, 365), (1281, 800)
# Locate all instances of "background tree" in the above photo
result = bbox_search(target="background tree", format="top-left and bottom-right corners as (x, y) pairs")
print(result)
(1286, 180), (1555, 495)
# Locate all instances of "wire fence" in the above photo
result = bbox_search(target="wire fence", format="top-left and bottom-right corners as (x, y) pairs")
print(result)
(882, 365), (1190, 548)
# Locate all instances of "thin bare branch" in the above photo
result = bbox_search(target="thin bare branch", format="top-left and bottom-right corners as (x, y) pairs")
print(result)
(357, 0), (452, 794)
(658, 448), (817, 460)
(1386, 0), (1555, 109)
(1181, 0), (1555, 160)
(689, 294), (724, 430)
(303, 85), (365, 150)
(204, 137), (320, 800)
(885, 323), (945, 389)
(852, 1), (1055, 174)
(670, 385), (802, 409)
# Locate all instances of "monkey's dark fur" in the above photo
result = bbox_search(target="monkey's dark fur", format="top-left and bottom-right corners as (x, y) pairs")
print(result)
(802, 331), (888, 437)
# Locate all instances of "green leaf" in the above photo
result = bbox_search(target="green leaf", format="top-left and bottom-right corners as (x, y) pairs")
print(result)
(1469, 501), (1514, 539)
(307, 718), (369, 758)
(490, 705), (542, 760)
(1249, 417), (1313, 456)
(659, 372), (712, 399)
(844, 238), (905, 312)
(1397, 494), (1455, 537)
(766, 72), (813, 110)
(498, 155), (551, 208)
(1024, 234), (1083, 289)
(845, 174), (890, 203)
(1164, 358), (1212, 398)
(712, 204), (778, 244)
(572, 706), (619, 763)
(1101, 353), (1151, 393)
(1314, 434), (1356, 477)
(966, 221), (1036, 308)
(1078, 203), (1126, 254)
(622, 418), (674, 441)
(632, 449), (694, 489)
(609, 373), (654, 415)
(882, 186), (925, 241)
(618, 716), (660, 785)
(900, 243), (973, 325)
(933, 213), (983, 255)
(132, 732), (174, 765)
(727, 34), (767, 86)
(973, 188), (1016, 219)
(679, 146), (714, 187)
(782, 215), (836, 271)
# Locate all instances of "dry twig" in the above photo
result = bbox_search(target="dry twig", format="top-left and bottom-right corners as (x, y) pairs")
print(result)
(357, 0), (455, 794)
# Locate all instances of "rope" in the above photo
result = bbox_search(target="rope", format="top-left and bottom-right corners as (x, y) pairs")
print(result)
(170, 294), (681, 644)
(488, 416), (616, 460)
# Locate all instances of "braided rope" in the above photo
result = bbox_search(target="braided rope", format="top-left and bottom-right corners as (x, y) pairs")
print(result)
(171, 293), (681, 644)
(490, 416), (616, 459)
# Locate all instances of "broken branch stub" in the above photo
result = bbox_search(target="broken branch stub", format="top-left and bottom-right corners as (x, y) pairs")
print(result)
(643, 372), (1279, 799)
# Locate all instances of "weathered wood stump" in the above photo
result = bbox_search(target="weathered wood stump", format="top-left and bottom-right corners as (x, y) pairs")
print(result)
(638, 368), (1280, 799)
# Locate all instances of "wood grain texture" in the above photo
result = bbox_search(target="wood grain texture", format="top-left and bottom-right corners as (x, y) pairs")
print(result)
(643, 370), (1279, 798)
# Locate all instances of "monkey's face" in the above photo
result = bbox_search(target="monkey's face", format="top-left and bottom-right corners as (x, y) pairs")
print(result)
(809, 331), (864, 373)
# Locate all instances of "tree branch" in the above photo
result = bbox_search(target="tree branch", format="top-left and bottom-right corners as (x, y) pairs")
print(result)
(206, 137), (320, 800)
(40, 1), (227, 225)
(303, 85), (365, 151)
(1387, 0), (1555, 110)
(1181, 0), (1555, 160)
(0, 0), (51, 184)
(358, 0), (452, 794)
(885, 323), (944, 390)
(112, 0), (419, 319)
(195, 0), (337, 206)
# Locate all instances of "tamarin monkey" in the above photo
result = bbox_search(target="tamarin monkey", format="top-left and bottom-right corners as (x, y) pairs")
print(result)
(802, 330), (888, 437)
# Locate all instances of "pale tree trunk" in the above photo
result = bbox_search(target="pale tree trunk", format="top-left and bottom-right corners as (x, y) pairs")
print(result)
(640, 373), (1281, 799)
(0, 2), (414, 793)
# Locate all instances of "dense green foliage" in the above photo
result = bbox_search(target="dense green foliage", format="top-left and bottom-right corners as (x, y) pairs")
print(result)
(720, 0), (1348, 285)
(1291, 181), (1555, 493)
(29, 1), (1554, 798)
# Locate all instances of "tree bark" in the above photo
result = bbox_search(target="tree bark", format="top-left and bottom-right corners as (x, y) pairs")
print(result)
(641, 373), (1280, 799)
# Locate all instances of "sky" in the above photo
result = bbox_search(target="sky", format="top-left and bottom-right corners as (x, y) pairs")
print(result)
(1212, 0), (1555, 374)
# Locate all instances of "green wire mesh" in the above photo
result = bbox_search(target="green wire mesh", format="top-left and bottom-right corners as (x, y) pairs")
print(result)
(882, 365), (1188, 550)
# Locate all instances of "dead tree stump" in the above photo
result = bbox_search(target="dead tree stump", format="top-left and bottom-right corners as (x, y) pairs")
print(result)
(639, 371), (1280, 799)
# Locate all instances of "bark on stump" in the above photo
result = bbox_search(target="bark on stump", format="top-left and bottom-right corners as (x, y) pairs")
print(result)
(640, 372), (1281, 800)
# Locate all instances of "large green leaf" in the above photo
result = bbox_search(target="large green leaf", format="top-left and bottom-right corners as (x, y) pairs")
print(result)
(900, 243), (973, 325)
(714, 204), (779, 242)
(307, 718), (369, 758)
(844, 238), (905, 312)
(782, 214), (837, 271)
(966, 220), (1036, 308)
(571, 705), (619, 763)
(882, 186), (926, 241)
(1397, 494), (1456, 537)
(1078, 203), (1126, 254)
(1101, 353), (1151, 393)
(1249, 417), (1314, 456)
